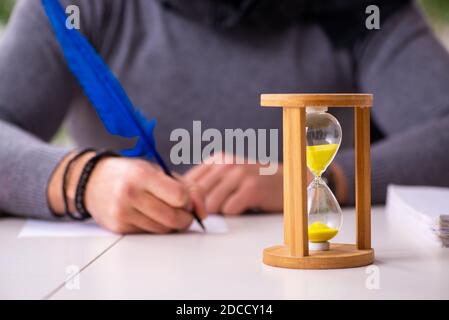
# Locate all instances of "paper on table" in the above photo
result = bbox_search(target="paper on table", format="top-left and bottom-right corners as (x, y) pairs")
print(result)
(188, 215), (228, 234)
(386, 185), (449, 247)
(18, 215), (228, 238)
(18, 219), (114, 238)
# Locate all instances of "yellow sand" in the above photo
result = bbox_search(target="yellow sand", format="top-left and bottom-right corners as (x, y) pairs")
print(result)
(306, 144), (339, 176)
(308, 221), (338, 243)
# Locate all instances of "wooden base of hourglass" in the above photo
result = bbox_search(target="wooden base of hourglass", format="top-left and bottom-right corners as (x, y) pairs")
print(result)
(263, 244), (374, 269)
(261, 94), (375, 270)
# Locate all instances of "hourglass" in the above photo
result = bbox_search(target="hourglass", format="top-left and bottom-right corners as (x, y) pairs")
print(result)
(306, 107), (342, 251)
(261, 94), (374, 269)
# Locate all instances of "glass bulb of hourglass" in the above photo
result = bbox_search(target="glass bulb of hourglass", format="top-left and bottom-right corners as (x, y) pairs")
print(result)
(306, 107), (343, 251)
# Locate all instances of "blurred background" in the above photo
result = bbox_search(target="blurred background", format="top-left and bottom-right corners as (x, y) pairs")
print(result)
(1, 0), (447, 43)
(0, 0), (14, 27)
(420, 0), (449, 47)
(0, 0), (448, 145)
(1, 0), (448, 52)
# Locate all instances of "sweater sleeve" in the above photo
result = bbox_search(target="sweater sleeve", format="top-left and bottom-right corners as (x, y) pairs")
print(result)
(335, 3), (449, 205)
(0, 0), (80, 219)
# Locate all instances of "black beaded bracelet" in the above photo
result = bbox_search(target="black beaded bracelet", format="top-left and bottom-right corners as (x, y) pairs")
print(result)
(62, 149), (95, 220)
(74, 150), (119, 220)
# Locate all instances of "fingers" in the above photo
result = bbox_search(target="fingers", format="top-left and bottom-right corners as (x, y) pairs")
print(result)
(127, 208), (173, 234)
(133, 191), (193, 231)
(204, 167), (243, 213)
(184, 163), (212, 182)
(221, 181), (257, 216)
(86, 158), (205, 235)
(95, 213), (141, 234)
(188, 184), (208, 220)
(137, 164), (191, 209)
(107, 223), (141, 235)
(133, 161), (206, 231)
(194, 164), (231, 192)
(184, 152), (233, 183)
(221, 189), (251, 215)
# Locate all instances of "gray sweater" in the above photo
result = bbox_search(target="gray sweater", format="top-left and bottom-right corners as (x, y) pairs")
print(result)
(1, 0), (449, 219)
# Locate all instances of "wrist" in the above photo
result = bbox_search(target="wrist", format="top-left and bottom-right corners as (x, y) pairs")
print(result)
(48, 150), (96, 215)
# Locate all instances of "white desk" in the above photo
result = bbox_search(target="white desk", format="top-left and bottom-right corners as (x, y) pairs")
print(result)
(0, 219), (121, 299)
(2, 207), (449, 299)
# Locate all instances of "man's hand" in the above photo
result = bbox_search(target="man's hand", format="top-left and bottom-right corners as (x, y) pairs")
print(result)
(48, 152), (207, 234)
(183, 153), (293, 215)
(183, 151), (348, 216)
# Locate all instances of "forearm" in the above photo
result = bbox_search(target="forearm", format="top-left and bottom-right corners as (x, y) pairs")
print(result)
(0, 0), (84, 218)
(335, 2), (449, 205)
(0, 120), (70, 219)
(336, 113), (449, 205)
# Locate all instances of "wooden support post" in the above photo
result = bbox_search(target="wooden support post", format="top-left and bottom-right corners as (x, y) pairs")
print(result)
(283, 107), (309, 257)
(355, 107), (371, 250)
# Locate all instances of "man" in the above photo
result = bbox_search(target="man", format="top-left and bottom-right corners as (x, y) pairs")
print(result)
(0, 0), (448, 233)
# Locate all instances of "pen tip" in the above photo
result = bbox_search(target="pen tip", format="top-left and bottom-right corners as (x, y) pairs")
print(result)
(199, 220), (206, 232)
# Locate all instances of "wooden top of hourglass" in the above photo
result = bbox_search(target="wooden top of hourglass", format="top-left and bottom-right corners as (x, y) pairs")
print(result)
(260, 93), (374, 269)
(261, 94), (373, 108)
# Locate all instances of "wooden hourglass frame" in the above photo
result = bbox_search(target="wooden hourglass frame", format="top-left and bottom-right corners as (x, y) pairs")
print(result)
(261, 94), (374, 269)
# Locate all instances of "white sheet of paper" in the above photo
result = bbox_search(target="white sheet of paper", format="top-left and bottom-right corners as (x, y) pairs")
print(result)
(189, 215), (228, 234)
(18, 215), (228, 238)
